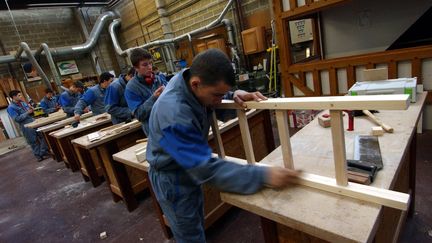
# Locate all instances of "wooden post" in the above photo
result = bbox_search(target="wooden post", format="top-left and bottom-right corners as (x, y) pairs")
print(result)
(275, 110), (294, 169)
(330, 110), (348, 186)
(237, 109), (256, 164)
(210, 111), (225, 158)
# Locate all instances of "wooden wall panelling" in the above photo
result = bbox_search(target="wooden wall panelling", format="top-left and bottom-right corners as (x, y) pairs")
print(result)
(346, 65), (355, 89)
(388, 61), (398, 79)
(329, 67), (338, 95)
(313, 69), (322, 96)
(411, 58), (421, 83)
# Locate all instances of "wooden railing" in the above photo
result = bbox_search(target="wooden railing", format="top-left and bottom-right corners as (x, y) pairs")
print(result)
(282, 45), (432, 99)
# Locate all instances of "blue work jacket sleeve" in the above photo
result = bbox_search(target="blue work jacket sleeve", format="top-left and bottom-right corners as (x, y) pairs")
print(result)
(59, 93), (74, 114)
(124, 88), (156, 123)
(39, 100), (55, 114)
(104, 85), (131, 120)
(7, 105), (30, 123)
(159, 123), (268, 194)
(74, 89), (95, 115)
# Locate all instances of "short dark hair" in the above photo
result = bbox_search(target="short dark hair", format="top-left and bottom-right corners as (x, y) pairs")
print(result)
(9, 90), (21, 98)
(73, 81), (84, 89)
(130, 48), (152, 67)
(190, 49), (235, 86)
(126, 67), (136, 77)
(45, 88), (53, 94)
(99, 72), (114, 84)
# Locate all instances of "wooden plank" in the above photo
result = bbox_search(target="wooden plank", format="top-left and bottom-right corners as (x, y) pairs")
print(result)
(216, 94), (410, 111)
(346, 65), (355, 89)
(281, 0), (348, 20)
(313, 70), (322, 96)
(329, 110), (348, 186)
(226, 155), (409, 210)
(210, 111), (225, 158)
(388, 61), (397, 79)
(275, 111), (294, 169)
(411, 58), (421, 83)
(289, 0), (297, 10)
(288, 73), (315, 96)
(363, 68), (388, 81)
(329, 67), (338, 95)
(237, 109), (255, 164)
(366, 63), (375, 69)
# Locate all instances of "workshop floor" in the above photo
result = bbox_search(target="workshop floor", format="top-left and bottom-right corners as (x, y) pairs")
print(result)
(0, 131), (431, 243)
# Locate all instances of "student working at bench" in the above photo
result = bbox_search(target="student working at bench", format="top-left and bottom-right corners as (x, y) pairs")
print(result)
(146, 49), (301, 243)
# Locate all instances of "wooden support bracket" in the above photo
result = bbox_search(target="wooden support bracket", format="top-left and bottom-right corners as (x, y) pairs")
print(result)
(275, 110), (294, 169)
(237, 109), (256, 164)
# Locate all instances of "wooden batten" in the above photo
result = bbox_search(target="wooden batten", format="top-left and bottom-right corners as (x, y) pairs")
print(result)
(275, 110), (294, 169)
(237, 110), (256, 164)
(210, 111), (225, 158)
(216, 94), (410, 111)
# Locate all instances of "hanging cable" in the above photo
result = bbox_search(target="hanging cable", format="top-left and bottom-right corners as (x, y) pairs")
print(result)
(5, 0), (22, 42)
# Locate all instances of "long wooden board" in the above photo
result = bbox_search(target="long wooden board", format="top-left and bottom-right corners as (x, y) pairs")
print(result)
(216, 94), (410, 110)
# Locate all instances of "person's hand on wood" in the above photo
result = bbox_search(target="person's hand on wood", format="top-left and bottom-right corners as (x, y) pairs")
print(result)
(153, 85), (165, 98)
(265, 167), (302, 189)
(233, 90), (267, 107)
(74, 114), (81, 122)
(27, 108), (34, 114)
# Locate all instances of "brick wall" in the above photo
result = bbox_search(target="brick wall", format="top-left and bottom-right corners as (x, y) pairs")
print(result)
(0, 7), (120, 91)
(113, 0), (272, 70)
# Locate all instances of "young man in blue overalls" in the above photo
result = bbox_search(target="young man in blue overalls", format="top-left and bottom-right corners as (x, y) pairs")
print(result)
(7, 90), (49, 161)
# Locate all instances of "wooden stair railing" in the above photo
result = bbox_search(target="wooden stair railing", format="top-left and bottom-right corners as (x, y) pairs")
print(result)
(283, 45), (432, 98)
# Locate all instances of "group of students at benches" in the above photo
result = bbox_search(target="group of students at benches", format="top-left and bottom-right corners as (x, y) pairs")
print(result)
(7, 48), (301, 243)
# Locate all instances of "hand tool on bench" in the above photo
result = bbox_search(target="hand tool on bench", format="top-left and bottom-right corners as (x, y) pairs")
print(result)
(361, 110), (393, 133)
(346, 135), (383, 185)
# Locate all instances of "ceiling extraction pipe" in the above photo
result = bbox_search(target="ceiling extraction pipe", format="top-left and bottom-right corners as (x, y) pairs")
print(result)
(16, 42), (53, 90)
(35, 43), (62, 92)
(50, 11), (116, 56)
(0, 11), (117, 64)
(109, 0), (235, 55)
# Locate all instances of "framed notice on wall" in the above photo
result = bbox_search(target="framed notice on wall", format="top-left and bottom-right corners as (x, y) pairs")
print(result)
(57, 60), (79, 75)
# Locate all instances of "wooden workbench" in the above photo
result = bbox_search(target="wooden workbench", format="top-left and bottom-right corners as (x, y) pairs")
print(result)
(37, 112), (93, 161)
(71, 120), (146, 196)
(112, 109), (275, 238)
(220, 92), (426, 243)
(24, 110), (67, 129)
(49, 113), (112, 172)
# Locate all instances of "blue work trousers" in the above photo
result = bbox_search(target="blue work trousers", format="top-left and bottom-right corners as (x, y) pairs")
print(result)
(149, 168), (205, 243)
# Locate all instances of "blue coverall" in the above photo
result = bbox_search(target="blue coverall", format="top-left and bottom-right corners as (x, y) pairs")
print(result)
(146, 69), (267, 243)
(124, 74), (167, 135)
(59, 90), (81, 117)
(39, 96), (58, 114)
(104, 75), (132, 124)
(7, 101), (48, 160)
(74, 84), (106, 116)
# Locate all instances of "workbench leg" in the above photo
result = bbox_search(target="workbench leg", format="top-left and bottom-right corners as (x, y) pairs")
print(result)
(103, 143), (138, 212)
(260, 217), (278, 243)
(74, 145), (103, 187)
(58, 138), (80, 172)
(408, 131), (417, 218)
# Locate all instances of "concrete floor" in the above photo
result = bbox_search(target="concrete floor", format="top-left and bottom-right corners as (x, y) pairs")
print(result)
(0, 131), (431, 242)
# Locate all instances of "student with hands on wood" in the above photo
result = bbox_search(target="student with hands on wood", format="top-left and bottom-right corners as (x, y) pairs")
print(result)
(146, 48), (301, 243)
